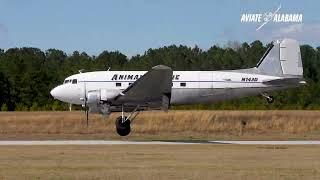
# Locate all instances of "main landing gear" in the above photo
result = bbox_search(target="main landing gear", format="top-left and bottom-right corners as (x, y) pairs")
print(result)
(261, 93), (274, 103)
(115, 116), (131, 136)
(115, 105), (140, 136)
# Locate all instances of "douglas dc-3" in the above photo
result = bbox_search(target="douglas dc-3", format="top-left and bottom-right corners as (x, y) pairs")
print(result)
(50, 39), (306, 136)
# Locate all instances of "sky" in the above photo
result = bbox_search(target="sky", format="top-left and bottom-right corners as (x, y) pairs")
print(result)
(0, 0), (319, 56)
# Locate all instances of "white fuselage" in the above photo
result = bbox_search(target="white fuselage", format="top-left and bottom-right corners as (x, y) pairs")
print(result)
(51, 69), (285, 106)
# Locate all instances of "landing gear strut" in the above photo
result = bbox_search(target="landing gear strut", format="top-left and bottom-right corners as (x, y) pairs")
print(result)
(261, 93), (274, 103)
(115, 105), (140, 136)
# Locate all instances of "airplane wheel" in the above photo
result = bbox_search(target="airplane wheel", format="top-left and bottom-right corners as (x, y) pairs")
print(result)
(267, 96), (274, 103)
(115, 116), (131, 136)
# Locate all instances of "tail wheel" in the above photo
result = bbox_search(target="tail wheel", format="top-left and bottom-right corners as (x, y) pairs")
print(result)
(267, 96), (274, 103)
(115, 116), (131, 136)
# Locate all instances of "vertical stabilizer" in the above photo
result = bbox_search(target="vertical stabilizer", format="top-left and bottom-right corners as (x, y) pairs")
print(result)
(256, 39), (303, 77)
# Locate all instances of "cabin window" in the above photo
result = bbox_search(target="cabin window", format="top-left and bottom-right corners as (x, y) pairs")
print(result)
(116, 83), (122, 87)
(180, 82), (186, 87)
(72, 79), (77, 84)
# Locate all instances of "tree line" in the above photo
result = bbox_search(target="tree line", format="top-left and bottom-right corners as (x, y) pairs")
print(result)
(0, 40), (320, 111)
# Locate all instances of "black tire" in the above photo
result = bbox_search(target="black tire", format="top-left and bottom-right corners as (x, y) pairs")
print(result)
(115, 116), (131, 136)
(267, 96), (274, 103)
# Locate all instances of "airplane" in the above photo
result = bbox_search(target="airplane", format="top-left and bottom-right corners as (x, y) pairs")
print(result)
(50, 39), (306, 136)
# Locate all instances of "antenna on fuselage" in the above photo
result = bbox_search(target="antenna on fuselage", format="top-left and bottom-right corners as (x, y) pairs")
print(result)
(78, 69), (85, 74)
(107, 67), (111, 71)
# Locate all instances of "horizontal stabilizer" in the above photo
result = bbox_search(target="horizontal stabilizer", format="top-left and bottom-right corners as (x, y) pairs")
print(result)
(262, 78), (306, 86)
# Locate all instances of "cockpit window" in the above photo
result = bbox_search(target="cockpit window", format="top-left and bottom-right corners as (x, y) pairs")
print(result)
(63, 79), (77, 84)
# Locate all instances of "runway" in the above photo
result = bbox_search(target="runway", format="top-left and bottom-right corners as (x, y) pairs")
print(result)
(0, 140), (319, 145)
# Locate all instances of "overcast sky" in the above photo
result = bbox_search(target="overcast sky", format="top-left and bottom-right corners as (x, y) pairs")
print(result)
(0, 0), (319, 56)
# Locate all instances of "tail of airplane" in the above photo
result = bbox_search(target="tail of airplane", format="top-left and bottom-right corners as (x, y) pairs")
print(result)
(256, 39), (303, 77)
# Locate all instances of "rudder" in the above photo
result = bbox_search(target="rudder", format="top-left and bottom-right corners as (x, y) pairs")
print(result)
(256, 39), (303, 77)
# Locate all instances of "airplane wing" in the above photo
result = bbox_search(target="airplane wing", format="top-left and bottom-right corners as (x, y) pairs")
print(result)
(113, 65), (173, 109)
(262, 78), (306, 86)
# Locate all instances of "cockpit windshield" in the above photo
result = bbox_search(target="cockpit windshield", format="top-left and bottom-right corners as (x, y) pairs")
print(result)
(63, 79), (77, 84)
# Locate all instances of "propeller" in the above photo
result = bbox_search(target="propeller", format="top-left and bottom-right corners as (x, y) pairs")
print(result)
(83, 82), (89, 127)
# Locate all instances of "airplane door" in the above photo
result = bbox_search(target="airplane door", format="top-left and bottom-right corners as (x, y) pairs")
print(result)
(199, 72), (213, 89)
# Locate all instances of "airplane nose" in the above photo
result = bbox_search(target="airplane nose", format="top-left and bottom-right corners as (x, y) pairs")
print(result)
(50, 86), (62, 99)
(50, 84), (82, 105)
(50, 87), (58, 98)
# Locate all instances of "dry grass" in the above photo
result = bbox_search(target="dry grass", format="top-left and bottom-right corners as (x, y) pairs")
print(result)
(0, 145), (319, 179)
(0, 111), (320, 140)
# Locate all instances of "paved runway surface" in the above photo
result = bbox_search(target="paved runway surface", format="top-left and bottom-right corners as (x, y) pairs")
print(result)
(0, 140), (319, 145)
(210, 141), (320, 145)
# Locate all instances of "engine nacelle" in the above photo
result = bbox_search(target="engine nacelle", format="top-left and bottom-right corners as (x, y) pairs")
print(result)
(87, 91), (100, 104)
(100, 89), (120, 101)
(86, 89), (120, 104)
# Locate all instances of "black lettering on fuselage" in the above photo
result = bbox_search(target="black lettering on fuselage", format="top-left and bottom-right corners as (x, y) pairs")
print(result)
(241, 77), (258, 82)
(172, 75), (180, 80)
(127, 75), (133, 80)
(111, 74), (118, 80)
(112, 74), (172, 81)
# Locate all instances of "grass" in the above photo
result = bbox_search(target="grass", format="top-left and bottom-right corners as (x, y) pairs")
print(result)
(0, 111), (319, 179)
(0, 145), (319, 179)
(0, 110), (320, 140)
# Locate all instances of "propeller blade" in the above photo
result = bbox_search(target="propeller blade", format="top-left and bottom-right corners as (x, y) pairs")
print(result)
(83, 81), (89, 127)
(86, 109), (89, 127)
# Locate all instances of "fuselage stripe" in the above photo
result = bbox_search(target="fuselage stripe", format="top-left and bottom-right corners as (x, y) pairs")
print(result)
(78, 80), (261, 84)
